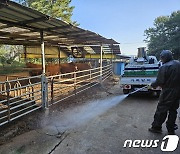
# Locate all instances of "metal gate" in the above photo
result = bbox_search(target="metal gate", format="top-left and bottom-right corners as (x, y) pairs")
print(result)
(46, 64), (112, 106)
(0, 64), (112, 126)
(0, 75), (42, 126)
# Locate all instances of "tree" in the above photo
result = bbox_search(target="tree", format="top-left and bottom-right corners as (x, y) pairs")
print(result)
(144, 11), (180, 60)
(0, 46), (7, 68)
(165, 11), (180, 59)
(0, 45), (23, 67)
(10, 0), (79, 64)
(14, 0), (78, 25)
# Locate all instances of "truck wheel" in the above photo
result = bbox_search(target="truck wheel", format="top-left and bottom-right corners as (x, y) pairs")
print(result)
(123, 89), (129, 94)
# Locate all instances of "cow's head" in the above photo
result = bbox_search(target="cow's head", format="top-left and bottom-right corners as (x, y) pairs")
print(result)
(75, 65), (78, 71)
(88, 62), (92, 68)
(70, 62), (78, 71)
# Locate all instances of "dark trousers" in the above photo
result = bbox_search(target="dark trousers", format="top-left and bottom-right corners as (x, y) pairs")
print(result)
(152, 89), (180, 132)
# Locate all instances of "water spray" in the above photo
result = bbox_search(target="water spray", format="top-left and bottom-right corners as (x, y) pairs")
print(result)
(127, 85), (149, 96)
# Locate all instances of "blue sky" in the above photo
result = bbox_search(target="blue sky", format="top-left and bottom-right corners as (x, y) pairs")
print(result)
(71, 0), (180, 55)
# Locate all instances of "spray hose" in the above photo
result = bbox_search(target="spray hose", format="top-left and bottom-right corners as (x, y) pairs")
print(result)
(128, 85), (149, 95)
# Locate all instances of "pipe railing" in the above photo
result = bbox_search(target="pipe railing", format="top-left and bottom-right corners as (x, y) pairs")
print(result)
(0, 75), (42, 126)
(47, 64), (112, 106)
(0, 64), (113, 126)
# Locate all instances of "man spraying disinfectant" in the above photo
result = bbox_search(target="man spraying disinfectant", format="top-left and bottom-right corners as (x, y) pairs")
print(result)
(148, 50), (180, 135)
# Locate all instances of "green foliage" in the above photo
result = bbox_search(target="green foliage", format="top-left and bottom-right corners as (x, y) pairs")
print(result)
(144, 11), (180, 60)
(15, 0), (78, 26)
(0, 61), (26, 75)
(0, 45), (23, 67)
(0, 46), (7, 67)
(0, 45), (25, 74)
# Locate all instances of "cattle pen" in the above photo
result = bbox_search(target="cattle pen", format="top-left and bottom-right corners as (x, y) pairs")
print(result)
(0, 63), (112, 126)
(0, 1), (120, 127)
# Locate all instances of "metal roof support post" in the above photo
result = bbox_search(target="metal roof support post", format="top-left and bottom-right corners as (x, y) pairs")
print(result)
(111, 44), (113, 63)
(40, 30), (48, 109)
(40, 31), (46, 74)
(111, 44), (114, 75)
(58, 46), (61, 68)
(24, 46), (27, 63)
(100, 44), (103, 83)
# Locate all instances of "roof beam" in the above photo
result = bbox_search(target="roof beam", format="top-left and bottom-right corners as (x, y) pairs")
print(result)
(19, 16), (50, 25)
(0, 1), (8, 9)
(0, 31), (10, 36)
(43, 25), (73, 31)
(0, 38), (39, 45)
(0, 18), (41, 31)
(0, 24), (10, 29)
(0, 38), (68, 46)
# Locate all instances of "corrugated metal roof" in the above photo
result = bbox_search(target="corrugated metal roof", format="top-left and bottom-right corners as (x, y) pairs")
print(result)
(0, 0), (119, 46)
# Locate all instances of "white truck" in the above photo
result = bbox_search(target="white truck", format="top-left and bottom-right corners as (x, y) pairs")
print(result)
(121, 47), (161, 95)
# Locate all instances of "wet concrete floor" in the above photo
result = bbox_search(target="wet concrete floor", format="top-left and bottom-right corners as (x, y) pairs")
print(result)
(0, 93), (179, 154)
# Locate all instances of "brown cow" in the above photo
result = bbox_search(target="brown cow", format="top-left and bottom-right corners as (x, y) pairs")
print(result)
(75, 62), (92, 76)
(26, 62), (42, 76)
(60, 62), (78, 78)
(75, 62), (92, 71)
(26, 62), (79, 77)
(46, 64), (61, 76)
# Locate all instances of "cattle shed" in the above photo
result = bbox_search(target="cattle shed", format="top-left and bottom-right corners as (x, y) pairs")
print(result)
(64, 45), (121, 59)
(0, 0), (120, 74)
(0, 0), (121, 127)
(22, 45), (121, 59)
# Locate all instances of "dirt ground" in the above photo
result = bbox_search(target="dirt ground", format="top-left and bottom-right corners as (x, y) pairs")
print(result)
(0, 75), (121, 145)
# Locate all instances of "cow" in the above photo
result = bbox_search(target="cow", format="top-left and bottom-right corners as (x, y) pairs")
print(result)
(46, 64), (61, 76)
(26, 62), (42, 76)
(75, 62), (92, 71)
(75, 62), (92, 76)
(60, 62), (78, 78)
(26, 62), (61, 76)
(26, 62), (79, 77)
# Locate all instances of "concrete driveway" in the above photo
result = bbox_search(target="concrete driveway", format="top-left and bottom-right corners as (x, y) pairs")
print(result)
(0, 92), (179, 154)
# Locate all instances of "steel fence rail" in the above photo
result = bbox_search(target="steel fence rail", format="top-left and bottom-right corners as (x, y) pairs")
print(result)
(47, 64), (112, 106)
(10, 99), (41, 115)
(8, 82), (41, 91)
(8, 89), (41, 102)
(0, 75), (42, 126)
(10, 106), (42, 121)
(0, 110), (8, 115)
(103, 71), (112, 81)
(0, 75), (42, 83)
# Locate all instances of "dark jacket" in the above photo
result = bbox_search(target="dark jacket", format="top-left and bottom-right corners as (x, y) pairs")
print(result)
(151, 60), (180, 89)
